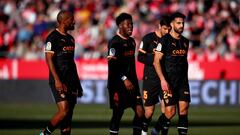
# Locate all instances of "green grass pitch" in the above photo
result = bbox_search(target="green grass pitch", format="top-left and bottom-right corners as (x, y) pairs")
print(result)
(0, 103), (240, 135)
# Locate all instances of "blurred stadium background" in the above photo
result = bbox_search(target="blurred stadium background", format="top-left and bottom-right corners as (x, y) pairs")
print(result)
(0, 0), (240, 135)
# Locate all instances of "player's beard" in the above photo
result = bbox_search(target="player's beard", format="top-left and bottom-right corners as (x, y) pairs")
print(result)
(68, 25), (74, 30)
(174, 27), (183, 34)
(66, 24), (75, 30)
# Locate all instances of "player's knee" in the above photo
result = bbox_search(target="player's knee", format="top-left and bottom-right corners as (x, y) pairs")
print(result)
(179, 106), (188, 115)
(145, 109), (154, 119)
(165, 108), (176, 119)
(58, 109), (69, 118)
(136, 108), (144, 118)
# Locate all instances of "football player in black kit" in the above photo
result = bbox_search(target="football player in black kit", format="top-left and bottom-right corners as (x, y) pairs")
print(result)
(138, 16), (171, 135)
(153, 12), (190, 135)
(107, 13), (144, 135)
(40, 10), (83, 135)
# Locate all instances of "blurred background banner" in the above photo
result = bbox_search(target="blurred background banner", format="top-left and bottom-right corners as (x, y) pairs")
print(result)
(0, 58), (240, 106)
(1, 59), (240, 80)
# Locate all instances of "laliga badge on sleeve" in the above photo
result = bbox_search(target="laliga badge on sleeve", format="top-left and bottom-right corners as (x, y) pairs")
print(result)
(109, 48), (116, 56)
(46, 42), (52, 51)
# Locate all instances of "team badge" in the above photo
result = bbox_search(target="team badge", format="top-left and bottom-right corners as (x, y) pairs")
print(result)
(156, 43), (162, 51)
(109, 48), (116, 56)
(184, 43), (187, 48)
(45, 42), (52, 51)
(139, 41), (143, 49)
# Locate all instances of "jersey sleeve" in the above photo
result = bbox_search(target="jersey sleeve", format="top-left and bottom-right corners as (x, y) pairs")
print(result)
(137, 36), (155, 65)
(44, 34), (56, 54)
(107, 40), (120, 60)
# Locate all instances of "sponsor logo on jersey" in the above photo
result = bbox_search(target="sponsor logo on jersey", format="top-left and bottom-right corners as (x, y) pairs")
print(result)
(61, 39), (66, 42)
(153, 41), (158, 44)
(124, 50), (134, 56)
(63, 46), (74, 51)
(45, 42), (52, 51)
(172, 49), (186, 55)
(172, 42), (176, 46)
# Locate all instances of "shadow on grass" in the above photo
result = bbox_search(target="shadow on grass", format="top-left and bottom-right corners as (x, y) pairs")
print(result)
(1, 119), (240, 129)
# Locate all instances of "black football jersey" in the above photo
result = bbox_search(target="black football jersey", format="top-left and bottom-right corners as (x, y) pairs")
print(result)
(138, 32), (161, 80)
(155, 33), (189, 79)
(107, 34), (139, 91)
(45, 30), (80, 90)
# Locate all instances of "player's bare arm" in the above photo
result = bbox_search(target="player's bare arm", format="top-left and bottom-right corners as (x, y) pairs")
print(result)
(45, 52), (67, 93)
(153, 51), (169, 91)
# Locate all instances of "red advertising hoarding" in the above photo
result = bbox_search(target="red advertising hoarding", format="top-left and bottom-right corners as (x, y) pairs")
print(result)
(0, 58), (240, 80)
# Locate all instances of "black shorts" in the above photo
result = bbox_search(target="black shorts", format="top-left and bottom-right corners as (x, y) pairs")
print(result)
(142, 79), (163, 106)
(50, 84), (77, 103)
(108, 86), (143, 109)
(163, 75), (190, 106)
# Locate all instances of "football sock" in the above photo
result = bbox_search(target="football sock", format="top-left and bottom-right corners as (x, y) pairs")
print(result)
(142, 116), (151, 132)
(177, 115), (188, 135)
(133, 115), (143, 135)
(109, 108), (124, 135)
(153, 113), (165, 132)
(61, 131), (70, 135)
(42, 122), (55, 135)
(161, 115), (171, 135)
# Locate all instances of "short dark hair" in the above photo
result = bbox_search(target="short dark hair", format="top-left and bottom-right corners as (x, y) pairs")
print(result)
(116, 13), (132, 26)
(159, 15), (170, 27)
(170, 12), (186, 22)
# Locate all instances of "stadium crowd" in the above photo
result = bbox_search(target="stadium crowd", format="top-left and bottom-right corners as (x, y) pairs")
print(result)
(0, 0), (239, 61)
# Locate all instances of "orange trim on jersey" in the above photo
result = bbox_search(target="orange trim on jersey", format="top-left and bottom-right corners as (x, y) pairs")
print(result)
(154, 51), (163, 54)
(117, 32), (129, 40)
(44, 51), (54, 53)
(107, 56), (117, 60)
(138, 48), (146, 54)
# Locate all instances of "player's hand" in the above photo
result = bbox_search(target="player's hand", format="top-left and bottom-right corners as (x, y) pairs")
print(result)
(123, 79), (134, 91)
(55, 80), (67, 93)
(161, 79), (169, 92)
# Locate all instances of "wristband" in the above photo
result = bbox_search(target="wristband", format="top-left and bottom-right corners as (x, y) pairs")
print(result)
(121, 76), (127, 81)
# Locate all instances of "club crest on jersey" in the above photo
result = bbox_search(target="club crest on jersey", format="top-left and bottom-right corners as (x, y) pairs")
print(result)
(156, 43), (162, 51)
(184, 43), (187, 48)
(139, 41), (143, 49)
(109, 48), (116, 56)
(46, 42), (52, 51)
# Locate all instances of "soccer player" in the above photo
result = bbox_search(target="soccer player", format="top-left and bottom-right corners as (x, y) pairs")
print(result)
(153, 12), (190, 135)
(107, 12), (144, 135)
(40, 10), (83, 135)
(137, 16), (171, 135)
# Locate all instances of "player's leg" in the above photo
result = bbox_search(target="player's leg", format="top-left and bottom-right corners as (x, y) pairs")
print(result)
(160, 89), (178, 135)
(177, 78), (190, 135)
(132, 104), (144, 135)
(41, 101), (69, 135)
(142, 105), (155, 135)
(177, 101), (189, 135)
(151, 100), (165, 135)
(60, 101), (75, 135)
(40, 84), (70, 135)
(109, 107), (124, 135)
(159, 105), (175, 135)
(142, 84), (160, 135)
